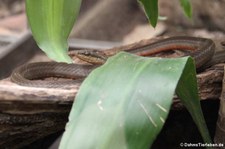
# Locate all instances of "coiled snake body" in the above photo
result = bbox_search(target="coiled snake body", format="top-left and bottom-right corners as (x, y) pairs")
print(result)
(11, 36), (218, 88)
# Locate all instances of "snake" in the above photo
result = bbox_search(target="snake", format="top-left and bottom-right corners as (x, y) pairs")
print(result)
(10, 36), (219, 88)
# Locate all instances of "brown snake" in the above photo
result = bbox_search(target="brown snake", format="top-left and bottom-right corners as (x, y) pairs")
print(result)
(10, 36), (225, 88)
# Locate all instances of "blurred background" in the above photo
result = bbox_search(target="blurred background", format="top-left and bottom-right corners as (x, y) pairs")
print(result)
(0, 0), (224, 42)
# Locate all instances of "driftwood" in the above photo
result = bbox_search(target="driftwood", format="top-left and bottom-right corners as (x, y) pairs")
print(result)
(0, 63), (224, 148)
(0, 79), (77, 148)
(214, 65), (225, 148)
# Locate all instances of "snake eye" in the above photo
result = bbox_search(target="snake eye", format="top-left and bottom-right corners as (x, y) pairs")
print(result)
(76, 50), (107, 64)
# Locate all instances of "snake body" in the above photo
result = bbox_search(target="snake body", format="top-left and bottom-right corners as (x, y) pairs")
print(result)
(11, 36), (216, 88)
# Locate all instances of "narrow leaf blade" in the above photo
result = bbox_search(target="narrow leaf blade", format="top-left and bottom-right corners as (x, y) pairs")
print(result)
(176, 58), (212, 145)
(179, 0), (192, 18)
(138, 0), (158, 27)
(26, 0), (81, 63)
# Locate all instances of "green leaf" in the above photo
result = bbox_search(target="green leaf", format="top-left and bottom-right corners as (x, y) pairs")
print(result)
(179, 0), (192, 18)
(26, 0), (81, 63)
(59, 52), (211, 149)
(176, 59), (212, 145)
(138, 0), (158, 27)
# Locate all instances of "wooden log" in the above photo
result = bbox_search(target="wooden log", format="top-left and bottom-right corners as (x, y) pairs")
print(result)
(0, 79), (77, 148)
(214, 65), (225, 148)
(0, 63), (224, 148)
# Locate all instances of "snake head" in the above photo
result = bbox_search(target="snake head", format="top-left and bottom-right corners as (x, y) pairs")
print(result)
(75, 50), (108, 65)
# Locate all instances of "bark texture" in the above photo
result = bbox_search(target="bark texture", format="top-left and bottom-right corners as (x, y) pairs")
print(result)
(214, 65), (225, 148)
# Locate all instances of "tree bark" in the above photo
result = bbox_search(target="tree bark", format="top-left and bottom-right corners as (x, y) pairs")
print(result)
(214, 65), (225, 148)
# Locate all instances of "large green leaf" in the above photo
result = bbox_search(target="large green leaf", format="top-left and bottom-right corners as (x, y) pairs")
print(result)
(138, 0), (158, 27)
(26, 0), (81, 63)
(59, 52), (211, 149)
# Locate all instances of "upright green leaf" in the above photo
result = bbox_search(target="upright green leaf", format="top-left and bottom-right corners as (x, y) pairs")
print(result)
(60, 52), (211, 149)
(138, 0), (158, 27)
(176, 59), (212, 145)
(179, 0), (192, 18)
(26, 0), (81, 63)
